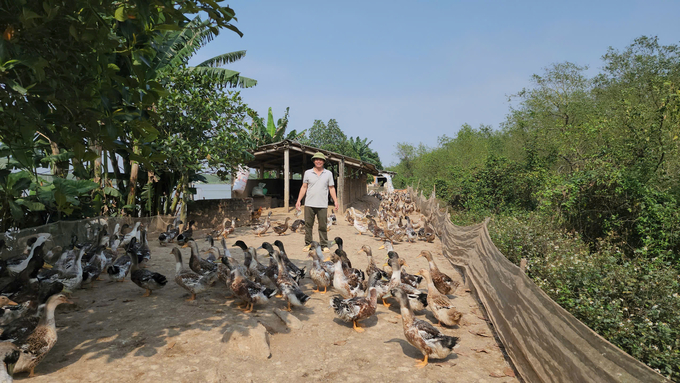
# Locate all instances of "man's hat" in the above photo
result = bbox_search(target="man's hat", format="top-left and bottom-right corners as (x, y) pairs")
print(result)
(311, 152), (327, 161)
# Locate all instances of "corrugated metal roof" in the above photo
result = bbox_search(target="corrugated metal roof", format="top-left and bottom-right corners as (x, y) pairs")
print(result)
(247, 139), (381, 175)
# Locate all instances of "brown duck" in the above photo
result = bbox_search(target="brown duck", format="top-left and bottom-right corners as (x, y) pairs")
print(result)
(391, 288), (459, 368)
(418, 250), (459, 295)
(418, 268), (463, 327)
(273, 217), (291, 236)
(14, 294), (72, 377)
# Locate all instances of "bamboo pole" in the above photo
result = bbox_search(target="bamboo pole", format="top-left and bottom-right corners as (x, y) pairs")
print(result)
(284, 148), (290, 210)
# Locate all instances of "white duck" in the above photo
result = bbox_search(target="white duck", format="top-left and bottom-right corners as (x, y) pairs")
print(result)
(7, 234), (50, 275)
(120, 222), (142, 248)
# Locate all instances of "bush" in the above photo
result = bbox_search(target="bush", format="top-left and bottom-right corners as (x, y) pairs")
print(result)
(537, 165), (680, 266)
(483, 212), (680, 380)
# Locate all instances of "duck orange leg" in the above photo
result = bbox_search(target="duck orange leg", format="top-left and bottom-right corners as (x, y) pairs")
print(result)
(353, 321), (365, 333)
(142, 289), (151, 297)
(415, 355), (428, 368)
(320, 286), (327, 294)
(382, 297), (391, 308)
(185, 293), (196, 302)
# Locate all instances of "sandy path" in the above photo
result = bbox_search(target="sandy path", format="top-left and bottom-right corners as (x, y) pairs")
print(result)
(19, 205), (518, 383)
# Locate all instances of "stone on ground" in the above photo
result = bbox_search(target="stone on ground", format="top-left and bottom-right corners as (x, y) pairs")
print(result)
(222, 322), (271, 360)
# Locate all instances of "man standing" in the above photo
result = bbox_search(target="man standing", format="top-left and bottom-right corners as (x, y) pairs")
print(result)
(296, 152), (339, 252)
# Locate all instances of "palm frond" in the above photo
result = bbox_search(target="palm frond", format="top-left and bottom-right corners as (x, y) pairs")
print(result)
(171, 22), (218, 67)
(153, 17), (215, 72)
(233, 76), (257, 88)
(187, 67), (257, 88)
(286, 129), (307, 141)
(196, 50), (247, 68)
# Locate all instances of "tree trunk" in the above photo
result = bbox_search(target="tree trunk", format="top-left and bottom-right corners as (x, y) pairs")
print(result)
(92, 143), (102, 185)
(145, 170), (156, 216)
(154, 175), (163, 216)
(169, 174), (184, 216)
(180, 176), (189, 223)
(126, 143), (141, 216)
(50, 141), (68, 178)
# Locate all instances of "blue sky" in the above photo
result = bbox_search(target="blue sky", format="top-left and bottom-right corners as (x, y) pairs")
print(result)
(189, 1), (680, 166)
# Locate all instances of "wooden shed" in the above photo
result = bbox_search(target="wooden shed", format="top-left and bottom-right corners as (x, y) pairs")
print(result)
(235, 140), (380, 212)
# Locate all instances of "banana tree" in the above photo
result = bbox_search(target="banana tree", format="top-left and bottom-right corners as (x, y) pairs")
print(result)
(245, 107), (306, 147)
(347, 136), (383, 169)
(153, 15), (257, 88)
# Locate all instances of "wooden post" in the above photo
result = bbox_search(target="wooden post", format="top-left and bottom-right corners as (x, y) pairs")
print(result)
(284, 148), (290, 210)
(338, 159), (345, 213)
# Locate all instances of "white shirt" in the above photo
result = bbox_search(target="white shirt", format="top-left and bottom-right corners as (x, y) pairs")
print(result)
(302, 168), (334, 208)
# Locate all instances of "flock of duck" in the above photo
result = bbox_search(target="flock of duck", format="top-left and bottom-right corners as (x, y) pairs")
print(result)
(0, 190), (462, 380)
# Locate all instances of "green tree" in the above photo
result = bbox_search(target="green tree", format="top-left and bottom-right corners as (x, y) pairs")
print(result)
(504, 62), (594, 172)
(0, 0), (248, 226)
(122, 13), (257, 213)
(152, 69), (251, 219)
(0, 0), (240, 170)
(304, 119), (348, 154)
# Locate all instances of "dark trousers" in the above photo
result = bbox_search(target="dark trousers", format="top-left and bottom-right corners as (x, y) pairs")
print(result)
(304, 206), (328, 247)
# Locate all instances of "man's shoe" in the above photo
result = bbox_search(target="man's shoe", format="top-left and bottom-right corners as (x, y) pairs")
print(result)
(302, 244), (311, 252)
(322, 247), (331, 253)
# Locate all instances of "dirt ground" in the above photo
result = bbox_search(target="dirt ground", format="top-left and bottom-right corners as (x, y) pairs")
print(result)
(20, 202), (519, 383)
